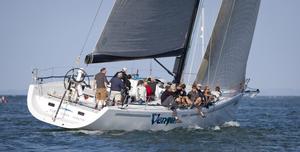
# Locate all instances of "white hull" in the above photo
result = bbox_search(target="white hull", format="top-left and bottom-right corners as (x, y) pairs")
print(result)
(27, 82), (241, 131)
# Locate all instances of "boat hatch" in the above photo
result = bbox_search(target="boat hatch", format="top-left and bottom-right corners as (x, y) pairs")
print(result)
(78, 111), (85, 116)
(48, 102), (55, 107)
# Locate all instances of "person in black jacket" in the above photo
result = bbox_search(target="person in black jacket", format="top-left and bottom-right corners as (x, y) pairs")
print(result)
(161, 85), (173, 104)
(196, 83), (206, 105)
(113, 68), (131, 90)
(110, 73), (124, 105)
(160, 84), (181, 122)
(113, 68), (132, 105)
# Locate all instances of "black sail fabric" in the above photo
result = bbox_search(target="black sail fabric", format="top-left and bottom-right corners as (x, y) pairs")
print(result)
(85, 0), (198, 64)
(195, 0), (260, 92)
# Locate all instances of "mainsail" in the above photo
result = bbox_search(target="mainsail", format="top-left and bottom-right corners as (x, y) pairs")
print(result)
(195, 0), (260, 92)
(85, 0), (199, 64)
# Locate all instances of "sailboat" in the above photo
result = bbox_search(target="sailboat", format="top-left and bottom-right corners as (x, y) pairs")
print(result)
(27, 0), (261, 131)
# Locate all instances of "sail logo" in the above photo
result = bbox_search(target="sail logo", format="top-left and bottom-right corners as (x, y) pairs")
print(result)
(151, 113), (176, 125)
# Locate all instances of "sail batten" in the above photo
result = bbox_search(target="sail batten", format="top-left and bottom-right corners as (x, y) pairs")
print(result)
(195, 0), (261, 92)
(85, 0), (199, 64)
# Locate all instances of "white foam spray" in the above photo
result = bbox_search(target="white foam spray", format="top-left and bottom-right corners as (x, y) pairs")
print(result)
(222, 121), (240, 127)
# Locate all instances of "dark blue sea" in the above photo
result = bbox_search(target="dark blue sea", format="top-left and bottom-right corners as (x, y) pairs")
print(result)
(0, 96), (299, 152)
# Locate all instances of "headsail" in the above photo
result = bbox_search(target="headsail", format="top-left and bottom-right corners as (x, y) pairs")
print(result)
(195, 0), (260, 92)
(85, 0), (199, 64)
(180, 0), (205, 85)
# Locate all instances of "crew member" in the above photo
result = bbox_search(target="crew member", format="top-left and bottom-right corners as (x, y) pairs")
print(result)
(110, 72), (124, 105)
(94, 68), (109, 109)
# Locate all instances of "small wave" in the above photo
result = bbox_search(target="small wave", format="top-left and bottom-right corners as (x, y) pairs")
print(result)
(222, 121), (240, 127)
(110, 132), (127, 136)
(187, 125), (204, 130)
(68, 130), (105, 135)
(212, 126), (221, 130)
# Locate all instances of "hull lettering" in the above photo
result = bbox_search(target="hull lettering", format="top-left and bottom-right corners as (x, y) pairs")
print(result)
(151, 113), (176, 125)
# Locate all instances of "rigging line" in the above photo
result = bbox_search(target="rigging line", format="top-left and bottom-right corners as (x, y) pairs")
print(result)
(78, 0), (104, 59)
(211, 0), (236, 86)
(208, 27), (212, 86)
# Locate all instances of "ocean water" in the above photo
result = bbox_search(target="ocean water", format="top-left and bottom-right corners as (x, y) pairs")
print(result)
(0, 96), (299, 152)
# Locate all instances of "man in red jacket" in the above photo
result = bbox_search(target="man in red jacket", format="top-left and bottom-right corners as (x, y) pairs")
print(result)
(144, 81), (152, 102)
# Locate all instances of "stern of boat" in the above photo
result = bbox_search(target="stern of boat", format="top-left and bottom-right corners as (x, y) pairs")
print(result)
(27, 82), (104, 129)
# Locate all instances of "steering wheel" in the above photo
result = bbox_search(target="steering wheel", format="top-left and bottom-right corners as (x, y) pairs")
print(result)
(63, 68), (90, 89)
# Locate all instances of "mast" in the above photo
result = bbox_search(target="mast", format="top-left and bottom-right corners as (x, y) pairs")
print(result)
(201, 7), (205, 59)
(173, 0), (201, 83)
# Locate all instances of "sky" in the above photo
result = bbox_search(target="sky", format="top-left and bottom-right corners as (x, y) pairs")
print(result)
(0, 0), (299, 96)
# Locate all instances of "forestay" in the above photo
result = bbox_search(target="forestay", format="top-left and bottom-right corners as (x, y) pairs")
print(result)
(195, 0), (261, 92)
(85, 0), (199, 64)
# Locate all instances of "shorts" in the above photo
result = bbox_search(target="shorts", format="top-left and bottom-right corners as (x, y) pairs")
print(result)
(110, 91), (122, 101)
(96, 88), (108, 101)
